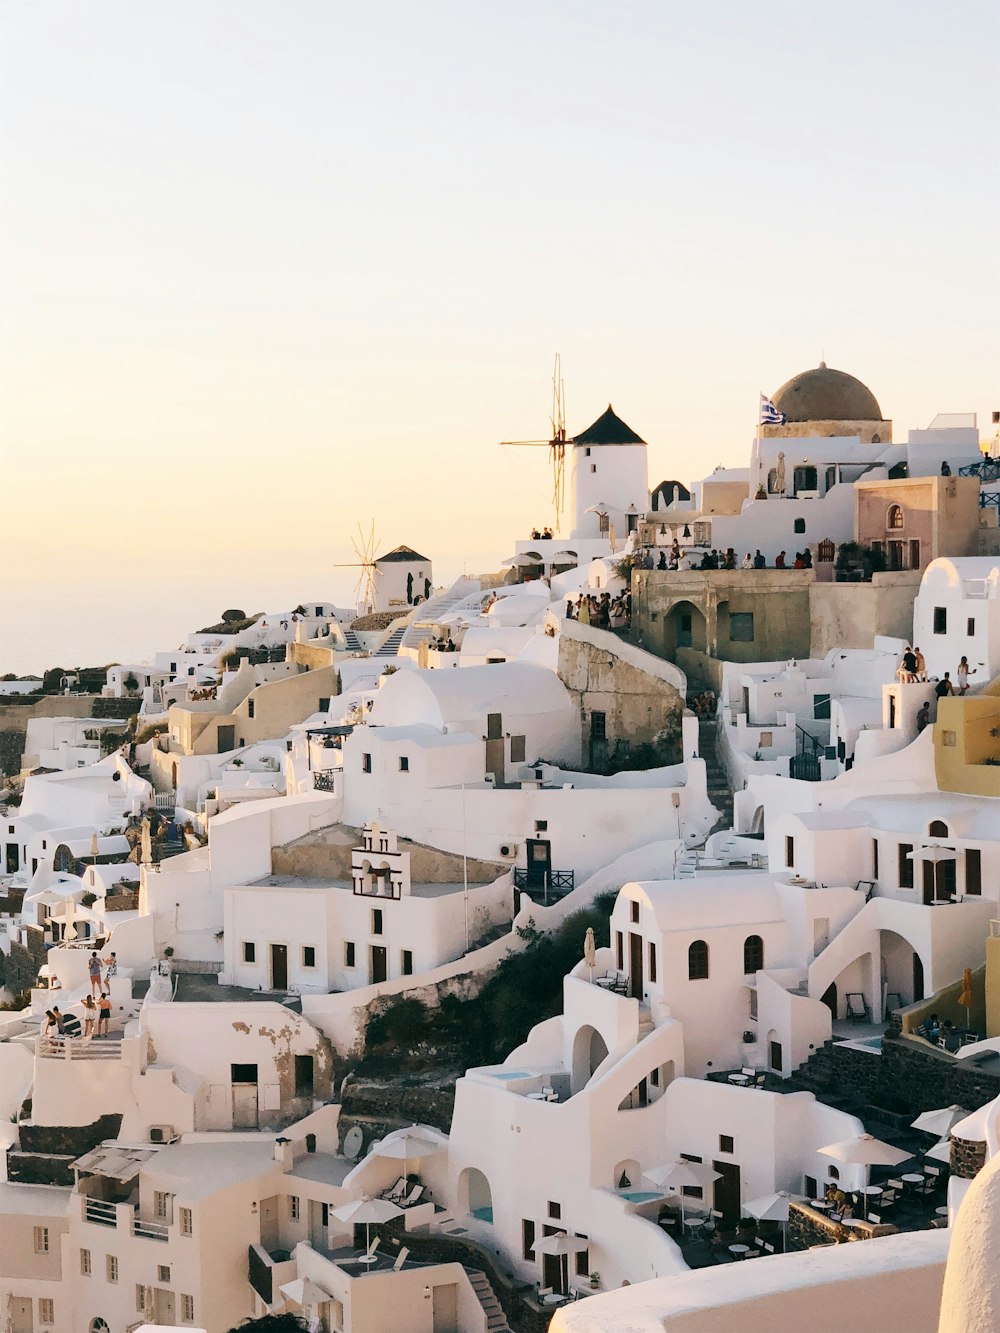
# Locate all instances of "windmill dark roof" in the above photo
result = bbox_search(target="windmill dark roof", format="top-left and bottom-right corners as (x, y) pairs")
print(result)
(572, 405), (646, 446)
(375, 545), (430, 563)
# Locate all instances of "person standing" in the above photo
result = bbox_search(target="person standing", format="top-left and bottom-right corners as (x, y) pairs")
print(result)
(935, 673), (954, 699)
(913, 646), (927, 681)
(774, 550), (786, 569)
(82, 995), (97, 1038)
(97, 993), (112, 1037)
(956, 656), (976, 695)
(87, 951), (103, 997)
(104, 952), (118, 987)
(916, 701), (930, 733)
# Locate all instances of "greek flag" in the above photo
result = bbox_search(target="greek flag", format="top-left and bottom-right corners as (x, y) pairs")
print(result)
(760, 393), (786, 426)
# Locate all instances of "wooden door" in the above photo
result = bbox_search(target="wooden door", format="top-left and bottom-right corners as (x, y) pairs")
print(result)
(370, 945), (387, 984)
(629, 933), (644, 999)
(486, 713), (504, 784)
(217, 724), (236, 752)
(525, 838), (551, 890)
(8, 1297), (32, 1333)
(259, 1195), (279, 1250)
(713, 1160), (742, 1228)
(270, 943), (288, 989)
(432, 1283), (459, 1333)
(232, 1063), (259, 1130)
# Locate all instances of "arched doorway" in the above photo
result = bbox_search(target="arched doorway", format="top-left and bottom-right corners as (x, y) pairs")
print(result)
(665, 600), (706, 655)
(880, 930), (924, 1015)
(458, 1167), (493, 1223)
(571, 1025), (610, 1095)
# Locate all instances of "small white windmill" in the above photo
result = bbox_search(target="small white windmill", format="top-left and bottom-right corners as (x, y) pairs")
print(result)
(336, 520), (380, 613)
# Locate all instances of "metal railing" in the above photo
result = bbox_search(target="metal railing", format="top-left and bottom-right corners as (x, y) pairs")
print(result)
(513, 869), (575, 901)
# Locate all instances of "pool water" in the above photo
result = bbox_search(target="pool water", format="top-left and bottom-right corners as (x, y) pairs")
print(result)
(620, 1190), (660, 1203)
(491, 1069), (531, 1080)
(472, 1206), (494, 1222)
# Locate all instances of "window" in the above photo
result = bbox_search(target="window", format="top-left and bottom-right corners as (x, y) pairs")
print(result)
(688, 940), (709, 980)
(933, 607), (947, 634)
(362, 752), (372, 773)
(729, 612), (754, 642)
(153, 1191), (172, 1221)
(872, 839), (879, 879)
(290, 1195), (300, 1220)
(967, 617), (976, 636)
(887, 504), (904, 530)
(966, 849), (982, 897)
(615, 931), (624, 970)
(345, 941), (356, 967)
(590, 463), (597, 474)
(534, 820), (548, 833)
(137, 1285), (149, 1312)
(157, 1264), (171, 1283)
(179, 1207), (193, 1236)
(38, 1301), (54, 1327)
(794, 466), (817, 493)
(302, 945), (316, 968)
(785, 835), (794, 868)
(34, 1226), (49, 1253)
(743, 935), (764, 973)
(487, 713), (503, 741)
(522, 1218), (536, 1261)
(575, 1237), (590, 1276)
(793, 518), (806, 534)
(759, 731), (773, 748)
(719, 1134), (735, 1154)
(247, 698), (255, 719)
(106, 1255), (119, 1283)
(401, 949), (413, 975)
(942, 730), (957, 747)
(398, 756), (409, 772)
(590, 711), (606, 740)
(318, 696), (331, 711)
(649, 942), (657, 984)
(909, 540), (920, 569)
(749, 988), (758, 1021)
(510, 735), (526, 763)
(371, 908), (383, 935)
(630, 900), (640, 924)
(181, 1294), (195, 1325)
(242, 941), (256, 964)
(81, 1248), (92, 1275)
(929, 820), (949, 838)
(294, 1054), (314, 1098)
(548, 1201), (562, 1220)
(899, 843), (914, 889)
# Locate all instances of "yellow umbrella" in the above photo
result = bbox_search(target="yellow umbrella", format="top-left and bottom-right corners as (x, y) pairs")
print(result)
(958, 967), (973, 1028)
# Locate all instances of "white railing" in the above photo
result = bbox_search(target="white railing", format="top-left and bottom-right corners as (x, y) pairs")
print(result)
(132, 1215), (169, 1241)
(38, 1037), (123, 1061)
(85, 1199), (118, 1227)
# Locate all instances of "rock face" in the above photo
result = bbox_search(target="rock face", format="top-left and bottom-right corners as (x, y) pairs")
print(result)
(938, 1148), (1000, 1332)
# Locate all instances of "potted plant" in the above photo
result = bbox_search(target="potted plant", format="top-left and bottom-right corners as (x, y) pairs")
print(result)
(589, 1270), (601, 1289)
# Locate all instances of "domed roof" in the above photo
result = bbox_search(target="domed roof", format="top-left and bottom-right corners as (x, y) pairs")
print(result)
(771, 362), (882, 423)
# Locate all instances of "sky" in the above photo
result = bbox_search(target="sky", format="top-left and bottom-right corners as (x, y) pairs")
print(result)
(1, 0), (998, 674)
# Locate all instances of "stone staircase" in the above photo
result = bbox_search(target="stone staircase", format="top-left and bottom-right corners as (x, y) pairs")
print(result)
(699, 717), (734, 833)
(342, 628), (363, 652)
(786, 1039), (838, 1097)
(466, 1267), (512, 1332)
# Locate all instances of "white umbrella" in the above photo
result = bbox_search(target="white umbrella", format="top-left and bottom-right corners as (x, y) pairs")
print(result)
(925, 1139), (953, 1164)
(906, 845), (956, 864)
(583, 927), (596, 979)
(331, 1196), (403, 1254)
(911, 1105), (969, 1136)
(743, 1190), (802, 1224)
(645, 1160), (721, 1226)
(372, 1129), (443, 1179)
(533, 1233), (589, 1294)
(279, 1276), (331, 1308)
(817, 1133), (910, 1186)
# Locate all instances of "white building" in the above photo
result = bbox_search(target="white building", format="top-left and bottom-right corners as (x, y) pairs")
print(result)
(912, 556), (1000, 683)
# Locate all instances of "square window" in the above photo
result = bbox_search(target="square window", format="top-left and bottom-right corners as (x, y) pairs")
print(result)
(535, 820), (548, 833)
(941, 730), (956, 747)
(371, 909), (383, 935)
(793, 518), (806, 534)
(107, 1254), (119, 1283)
(402, 949), (413, 975)
(362, 753), (372, 773)
(719, 1134), (735, 1154)
(34, 1226), (49, 1254)
(302, 945), (316, 968)
(158, 1264), (171, 1283)
(729, 612), (755, 642)
(180, 1207), (193, 1236)
(290, 1195), (300, 1220)
(933, 607), (947, 634)
(38, 1300), (54, 1327)
(345, 941), (356, 967)
(548, 1201), (561, 1220)
(242, 941), (256, 964)
(759, 730), (773, 747)
(80, 1248), (92, 1275)
(398, 756), (409, 772)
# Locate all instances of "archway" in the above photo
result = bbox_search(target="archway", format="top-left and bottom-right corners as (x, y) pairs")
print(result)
(571, 1024), (610, 1095)
(458, 1167), (493, 1223)
(880, 930), (925, 1016)
(665, 600), (706, 655)
(613, 1158), (641, 1190)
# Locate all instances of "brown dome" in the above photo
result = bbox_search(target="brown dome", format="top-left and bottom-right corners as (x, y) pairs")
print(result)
(771, 363), (882, 422)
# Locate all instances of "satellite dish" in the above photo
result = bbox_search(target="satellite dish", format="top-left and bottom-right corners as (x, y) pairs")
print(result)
(343, 1125), (364, 1161)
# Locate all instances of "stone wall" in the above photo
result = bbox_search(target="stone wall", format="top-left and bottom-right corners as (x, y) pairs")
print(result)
(19, 1112), (123, 1156)
(273, 823), (505, 885)
(339, 1069), (459, 1140)
(810, 1033), (1000, 1119)
(0, 694), (99, 736)
(951, 1135), (987, 1180)
(809, 572), (922, 657)
(556, 617), (685, 767)
(390, 1231), (542, 1333)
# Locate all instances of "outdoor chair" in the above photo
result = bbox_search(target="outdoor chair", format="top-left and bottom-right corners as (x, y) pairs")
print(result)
(879, 1189), (897, 1211)
(401, 1184), (425, 1208)
(845, 993), (872, 1024)
(763, 1242), (776, 1254)
(886, 1179), (904, 1192)
(754, 1072), (768, 1088)
(381, 1176), (406, 1201)
(393, 1247), (409, 1271)
(741, 1066), (755, 1078)
(867, 1213), (881, 1226)
(365, 1236), (381, 1259)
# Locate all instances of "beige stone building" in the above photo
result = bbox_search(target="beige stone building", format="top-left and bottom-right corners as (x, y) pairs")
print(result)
(855, 474), (981, 573)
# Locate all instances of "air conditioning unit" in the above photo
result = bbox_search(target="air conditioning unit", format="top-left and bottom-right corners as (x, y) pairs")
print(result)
(149, 1125), (178, 1145)
(499, 843), (518, 860)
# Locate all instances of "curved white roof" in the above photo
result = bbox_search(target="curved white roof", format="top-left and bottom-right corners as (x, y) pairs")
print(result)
(623, 877), (784, 932)
(370, 662), (573, 731)
(841, 793), (1000, 840)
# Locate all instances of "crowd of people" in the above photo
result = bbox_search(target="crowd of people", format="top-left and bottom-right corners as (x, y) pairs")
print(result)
(529, 526), (555, 540)
(899, 646), (977, 696)
(635, 540), (812, 572)
(43, 992), (113, 1040)
(565, 590), (631, 632)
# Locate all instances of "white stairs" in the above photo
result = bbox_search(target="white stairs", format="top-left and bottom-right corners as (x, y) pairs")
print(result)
(374, 626), (407, 659)
(398, 577), (483, 654)
(465, 1268), (512, 1333)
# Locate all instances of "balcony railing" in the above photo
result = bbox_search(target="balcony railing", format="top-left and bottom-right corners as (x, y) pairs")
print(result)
(513, 869), (575, 902)
(38, 1037), (123, 1061)
(85, 1199), (118, 1227)
(133, 1216), (169, 1241)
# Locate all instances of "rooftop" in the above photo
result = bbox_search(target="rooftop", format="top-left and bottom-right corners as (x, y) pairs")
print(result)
(572, 404), (646, 446)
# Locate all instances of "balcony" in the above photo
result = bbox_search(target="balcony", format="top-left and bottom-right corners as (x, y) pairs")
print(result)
(513, 868), (574, 904)
(81, 1197), (169, 1241)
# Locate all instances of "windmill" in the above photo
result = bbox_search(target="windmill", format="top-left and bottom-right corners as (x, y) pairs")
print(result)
(336, 520), (380, 612)
(499, 354), (569, 526)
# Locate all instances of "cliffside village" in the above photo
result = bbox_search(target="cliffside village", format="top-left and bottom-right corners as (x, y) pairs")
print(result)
(2, 363), (1000, 1333)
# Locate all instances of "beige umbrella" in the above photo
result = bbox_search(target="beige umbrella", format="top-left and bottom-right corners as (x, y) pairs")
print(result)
(817, 1133), (910, 1187)
(583, 927), (597, 979)
(140, 818), (153, 867)
(90, 832), (100, 862)
(279, 1276), (331, 1308)
(645, 1160), (721, 1226)
(925, 1138), (952, 1164)
(372, 1129), (443, 1179)
(332, 1196), (403, 1254)
(533, 1232), (589, 1293)
(911, 1106), (969, 1137)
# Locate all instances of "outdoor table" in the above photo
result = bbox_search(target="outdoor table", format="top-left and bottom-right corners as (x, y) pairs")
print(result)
(860, 1185), (883, 1196)
(355, 1254), (379, 1265)
(811, 1199), (831, 1209)
(542, 1293), (567, 1306)
(526, 1092), (546, 1101)
(683, 1217), (704, 1231)
(840, 1218), (863, 1229)
(728, 1243), (750, 1259)
(728, 1073), (751, 1086)
(902, 1174), (925, 1189)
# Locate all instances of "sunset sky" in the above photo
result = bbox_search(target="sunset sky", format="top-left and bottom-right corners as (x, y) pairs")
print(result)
(1, 0), (997, 673)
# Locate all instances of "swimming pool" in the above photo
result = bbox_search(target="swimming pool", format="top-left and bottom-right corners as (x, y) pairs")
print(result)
(491, 1069), (532, 1080)
(620, 1190), (661, 1203)
(837, 1035), (882, 1054)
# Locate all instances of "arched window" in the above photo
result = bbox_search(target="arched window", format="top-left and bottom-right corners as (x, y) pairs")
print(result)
(793, 466), (817, 493)
(743, 935), (764, 974)
(929, 820), (949, 838)
(828, 1165), (840, 1180)
(887, 504), (904, 530)
(688, 939), (709, 981)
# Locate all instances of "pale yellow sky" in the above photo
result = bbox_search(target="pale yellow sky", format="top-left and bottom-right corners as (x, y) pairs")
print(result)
(1, 1), (997, 673)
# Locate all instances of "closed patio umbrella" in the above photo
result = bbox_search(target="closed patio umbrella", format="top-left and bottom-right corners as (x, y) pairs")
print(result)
(583, 927), (596, 979)
(958, 968), (974, 1027)
(911, 1106), (969, 1137)
(331, 1196), (403, 1255)
(533, 1233), (589, 1294)
(817, 1133), (910, 1187)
